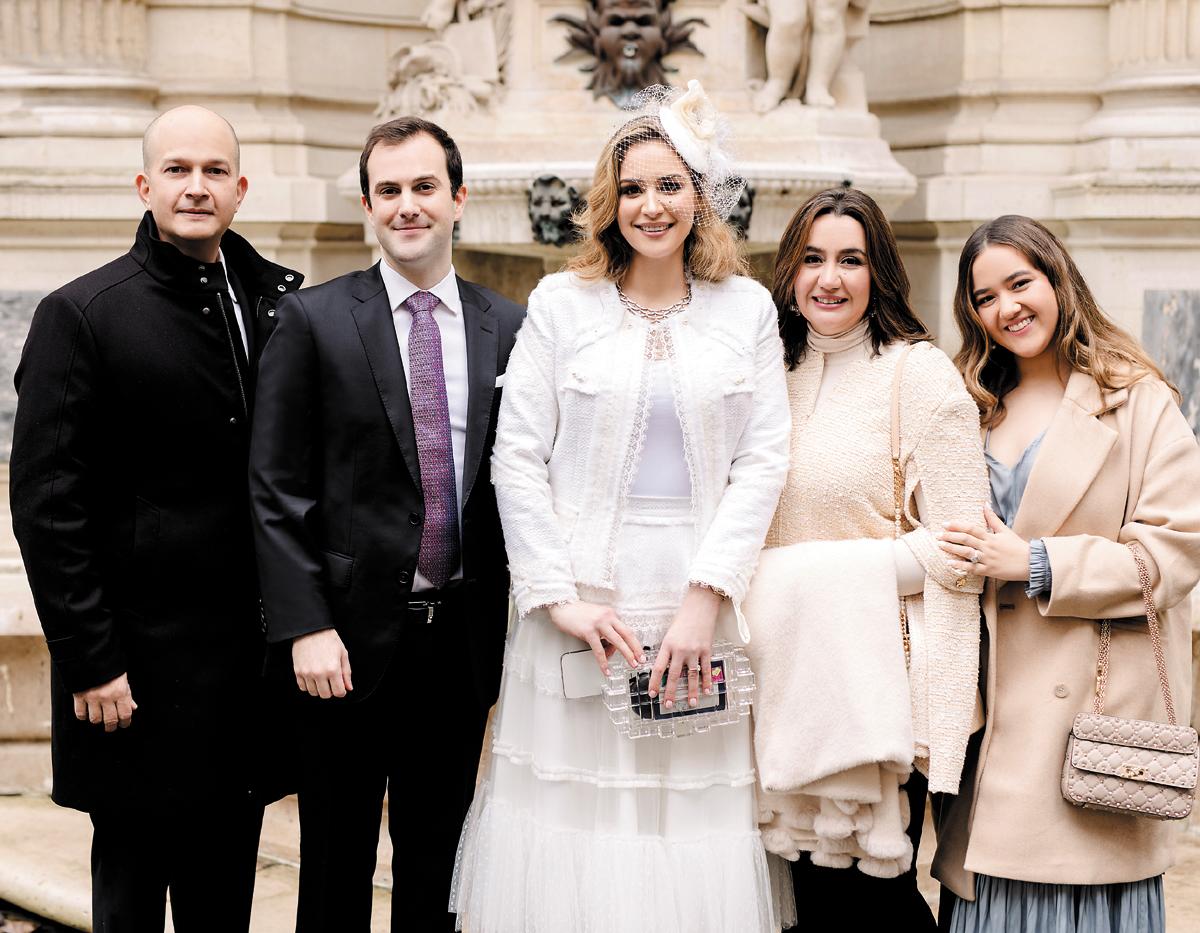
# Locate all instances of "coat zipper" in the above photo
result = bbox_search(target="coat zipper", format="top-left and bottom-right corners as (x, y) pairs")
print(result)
(216, 291), (248, 419)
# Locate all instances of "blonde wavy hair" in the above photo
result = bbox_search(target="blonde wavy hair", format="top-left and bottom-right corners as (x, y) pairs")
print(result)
(952, 215), (1175, 427)
(567, 116), (747, 283)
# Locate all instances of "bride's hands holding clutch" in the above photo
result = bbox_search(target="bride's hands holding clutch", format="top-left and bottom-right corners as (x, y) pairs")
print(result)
(649, 584), (721, 711)
(548, 602), (645, 676)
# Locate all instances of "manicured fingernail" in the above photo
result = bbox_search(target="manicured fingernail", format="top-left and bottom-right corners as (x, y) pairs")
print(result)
(603, 667), (610, 676)
(704, 687), (713, 695)
(664, 699), (673, 709)
(639, 655), (647, 663)
(689, 698), (698, 707)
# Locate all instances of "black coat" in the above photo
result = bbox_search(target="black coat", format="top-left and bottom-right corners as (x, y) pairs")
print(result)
(250, 265), (523, 708)
(10, 212), (302, 811)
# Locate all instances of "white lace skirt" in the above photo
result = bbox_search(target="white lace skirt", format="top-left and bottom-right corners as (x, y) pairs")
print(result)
(452, 497), (777, 933)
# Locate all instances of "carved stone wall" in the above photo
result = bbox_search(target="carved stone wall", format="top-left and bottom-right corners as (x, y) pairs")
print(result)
(863, 0), (1200, 347)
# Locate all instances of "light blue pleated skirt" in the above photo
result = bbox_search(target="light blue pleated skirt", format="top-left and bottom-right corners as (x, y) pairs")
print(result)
(949, 873), (1165, 933)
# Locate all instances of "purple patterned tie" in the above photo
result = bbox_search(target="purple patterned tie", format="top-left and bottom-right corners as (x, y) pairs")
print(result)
(404, 290), (460, 587)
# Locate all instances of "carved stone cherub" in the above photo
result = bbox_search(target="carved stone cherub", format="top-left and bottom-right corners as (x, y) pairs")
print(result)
(552, 0), (706, 108)
(744, 0), (869, 112)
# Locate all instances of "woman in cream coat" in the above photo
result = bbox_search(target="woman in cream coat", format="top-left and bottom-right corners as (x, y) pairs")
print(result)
(935, 215), (1200, 931)
(452, 84), (790, 933)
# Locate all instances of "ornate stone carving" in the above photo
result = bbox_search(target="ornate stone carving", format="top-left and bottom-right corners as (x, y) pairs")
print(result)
(528, 175), (581, 245)
(743, 0), (869, 112)
(727, 183), (754, 240)
(377, 0), (510, 118)
(552, 0), (706, 107)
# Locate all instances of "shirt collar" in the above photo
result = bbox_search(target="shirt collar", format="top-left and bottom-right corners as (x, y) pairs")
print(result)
(379, 260), (461, 316)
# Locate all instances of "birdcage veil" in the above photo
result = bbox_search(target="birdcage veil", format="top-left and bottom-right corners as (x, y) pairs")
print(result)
(607, 80), (746, 229)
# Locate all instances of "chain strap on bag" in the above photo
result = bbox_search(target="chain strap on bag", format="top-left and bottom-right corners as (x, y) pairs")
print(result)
(1061, 541), (1199, 820)
(890, 344), (915, 669)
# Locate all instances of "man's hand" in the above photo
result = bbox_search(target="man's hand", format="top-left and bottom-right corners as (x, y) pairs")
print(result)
(292, 629), (353, 699)
(73, 673), (136, 732)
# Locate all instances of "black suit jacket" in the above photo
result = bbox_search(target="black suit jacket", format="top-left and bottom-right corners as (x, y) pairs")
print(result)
(10, 212), (302, 811)
(250, 264), (524, 707)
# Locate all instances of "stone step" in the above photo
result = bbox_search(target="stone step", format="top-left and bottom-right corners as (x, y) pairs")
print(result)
(0, 795), (393, 933)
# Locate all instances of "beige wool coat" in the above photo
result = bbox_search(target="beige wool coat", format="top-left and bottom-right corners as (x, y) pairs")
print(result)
(933, 370), (1200, 897)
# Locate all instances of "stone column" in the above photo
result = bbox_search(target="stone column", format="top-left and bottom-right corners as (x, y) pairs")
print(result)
(0, 0), (155, 122)
(1067, 0), (1200, 196)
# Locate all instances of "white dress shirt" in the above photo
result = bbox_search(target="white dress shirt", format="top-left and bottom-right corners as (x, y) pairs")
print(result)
(379, 260), (468, 590)
(217, 248), (248, 355)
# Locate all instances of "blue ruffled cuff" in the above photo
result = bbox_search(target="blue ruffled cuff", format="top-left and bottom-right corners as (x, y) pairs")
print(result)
(1025, 538), (1052, 598)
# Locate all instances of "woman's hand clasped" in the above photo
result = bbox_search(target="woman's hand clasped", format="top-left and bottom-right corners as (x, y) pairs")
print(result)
(648, 584), (721, 711)
(548, 601), (645, 676)
(938, 506), (1031, 582)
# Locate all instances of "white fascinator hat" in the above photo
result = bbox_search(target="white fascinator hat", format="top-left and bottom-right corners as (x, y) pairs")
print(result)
(610, 80), (745, 227)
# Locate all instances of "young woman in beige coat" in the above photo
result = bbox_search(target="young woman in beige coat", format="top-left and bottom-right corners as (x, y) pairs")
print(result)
(934, 214), (1200, 932)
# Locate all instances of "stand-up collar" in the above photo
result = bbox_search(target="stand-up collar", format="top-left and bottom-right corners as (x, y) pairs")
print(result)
(129, 211), (303, 299)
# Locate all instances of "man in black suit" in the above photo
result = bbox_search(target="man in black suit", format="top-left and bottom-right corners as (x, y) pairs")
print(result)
(10, 106), (302, 932)
(250, 116), (524, 932)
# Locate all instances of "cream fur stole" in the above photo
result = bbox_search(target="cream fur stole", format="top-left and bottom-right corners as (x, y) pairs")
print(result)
(745, 539), (916, 877)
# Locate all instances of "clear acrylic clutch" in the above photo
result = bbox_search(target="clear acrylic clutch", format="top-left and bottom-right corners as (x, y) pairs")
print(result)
(602, 640), (755, 739)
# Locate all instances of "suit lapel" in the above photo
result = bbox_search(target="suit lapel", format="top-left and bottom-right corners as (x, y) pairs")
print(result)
(460, 277), (497, 510)
(1012, 370), (1121, 540)
(350, 267), (422, 489)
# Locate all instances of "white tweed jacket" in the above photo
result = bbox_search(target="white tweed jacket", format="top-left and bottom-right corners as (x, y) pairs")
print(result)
(492, 271), (790, 622)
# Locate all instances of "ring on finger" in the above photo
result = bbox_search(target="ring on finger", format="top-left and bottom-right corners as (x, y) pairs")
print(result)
(968, 548), (981, 564)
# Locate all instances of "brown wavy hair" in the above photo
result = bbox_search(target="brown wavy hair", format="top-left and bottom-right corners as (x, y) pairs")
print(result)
(952, 215), (1175, 427)
(773, 187), (930, 369)
(567, 116), (747, 283)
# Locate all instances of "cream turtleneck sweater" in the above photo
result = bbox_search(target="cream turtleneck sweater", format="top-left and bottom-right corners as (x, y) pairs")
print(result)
(765, 321), (988, 793)
(807, 321), (924, 593)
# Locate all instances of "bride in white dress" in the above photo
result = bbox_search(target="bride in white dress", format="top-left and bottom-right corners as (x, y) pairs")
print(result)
(452, 82), (790, 933)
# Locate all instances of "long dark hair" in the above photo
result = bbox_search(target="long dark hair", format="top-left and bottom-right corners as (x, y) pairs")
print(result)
(773, 187), (930, 369)
(952, 215), (1175, 427)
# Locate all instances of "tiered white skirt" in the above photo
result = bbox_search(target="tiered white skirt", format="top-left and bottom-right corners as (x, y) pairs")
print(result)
(452, 497), (778, 932)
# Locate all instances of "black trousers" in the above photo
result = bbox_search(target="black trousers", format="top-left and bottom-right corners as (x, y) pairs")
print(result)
(295, 596), (492, 933)
(787, 769), (937, 932)
(90, 797), (263, 933)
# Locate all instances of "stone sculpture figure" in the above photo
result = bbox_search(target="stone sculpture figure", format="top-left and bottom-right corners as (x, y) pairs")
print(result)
(727, 183), (755, 239)
(744, 0), (869, 112)
(528, 175), (582, 245)
(553, 0), (706, 107)
(377, 0), (510, 117)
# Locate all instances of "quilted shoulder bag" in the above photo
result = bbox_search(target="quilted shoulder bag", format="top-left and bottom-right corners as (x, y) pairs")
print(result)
(1061, 541), (1199, 820)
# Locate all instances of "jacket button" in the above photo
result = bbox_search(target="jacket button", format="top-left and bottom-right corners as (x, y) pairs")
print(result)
(398, 570), (412, 585)
(201, 306), (211, 315)
(229, 416), (239, 426)
(277, 285), (286, 292)
(267, 310), (276, 318)
(1054, 684), (1069, 698)
(285, 274), (295, 282)
(408, 512), (421, 526)
(200, 276), (208, 285)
